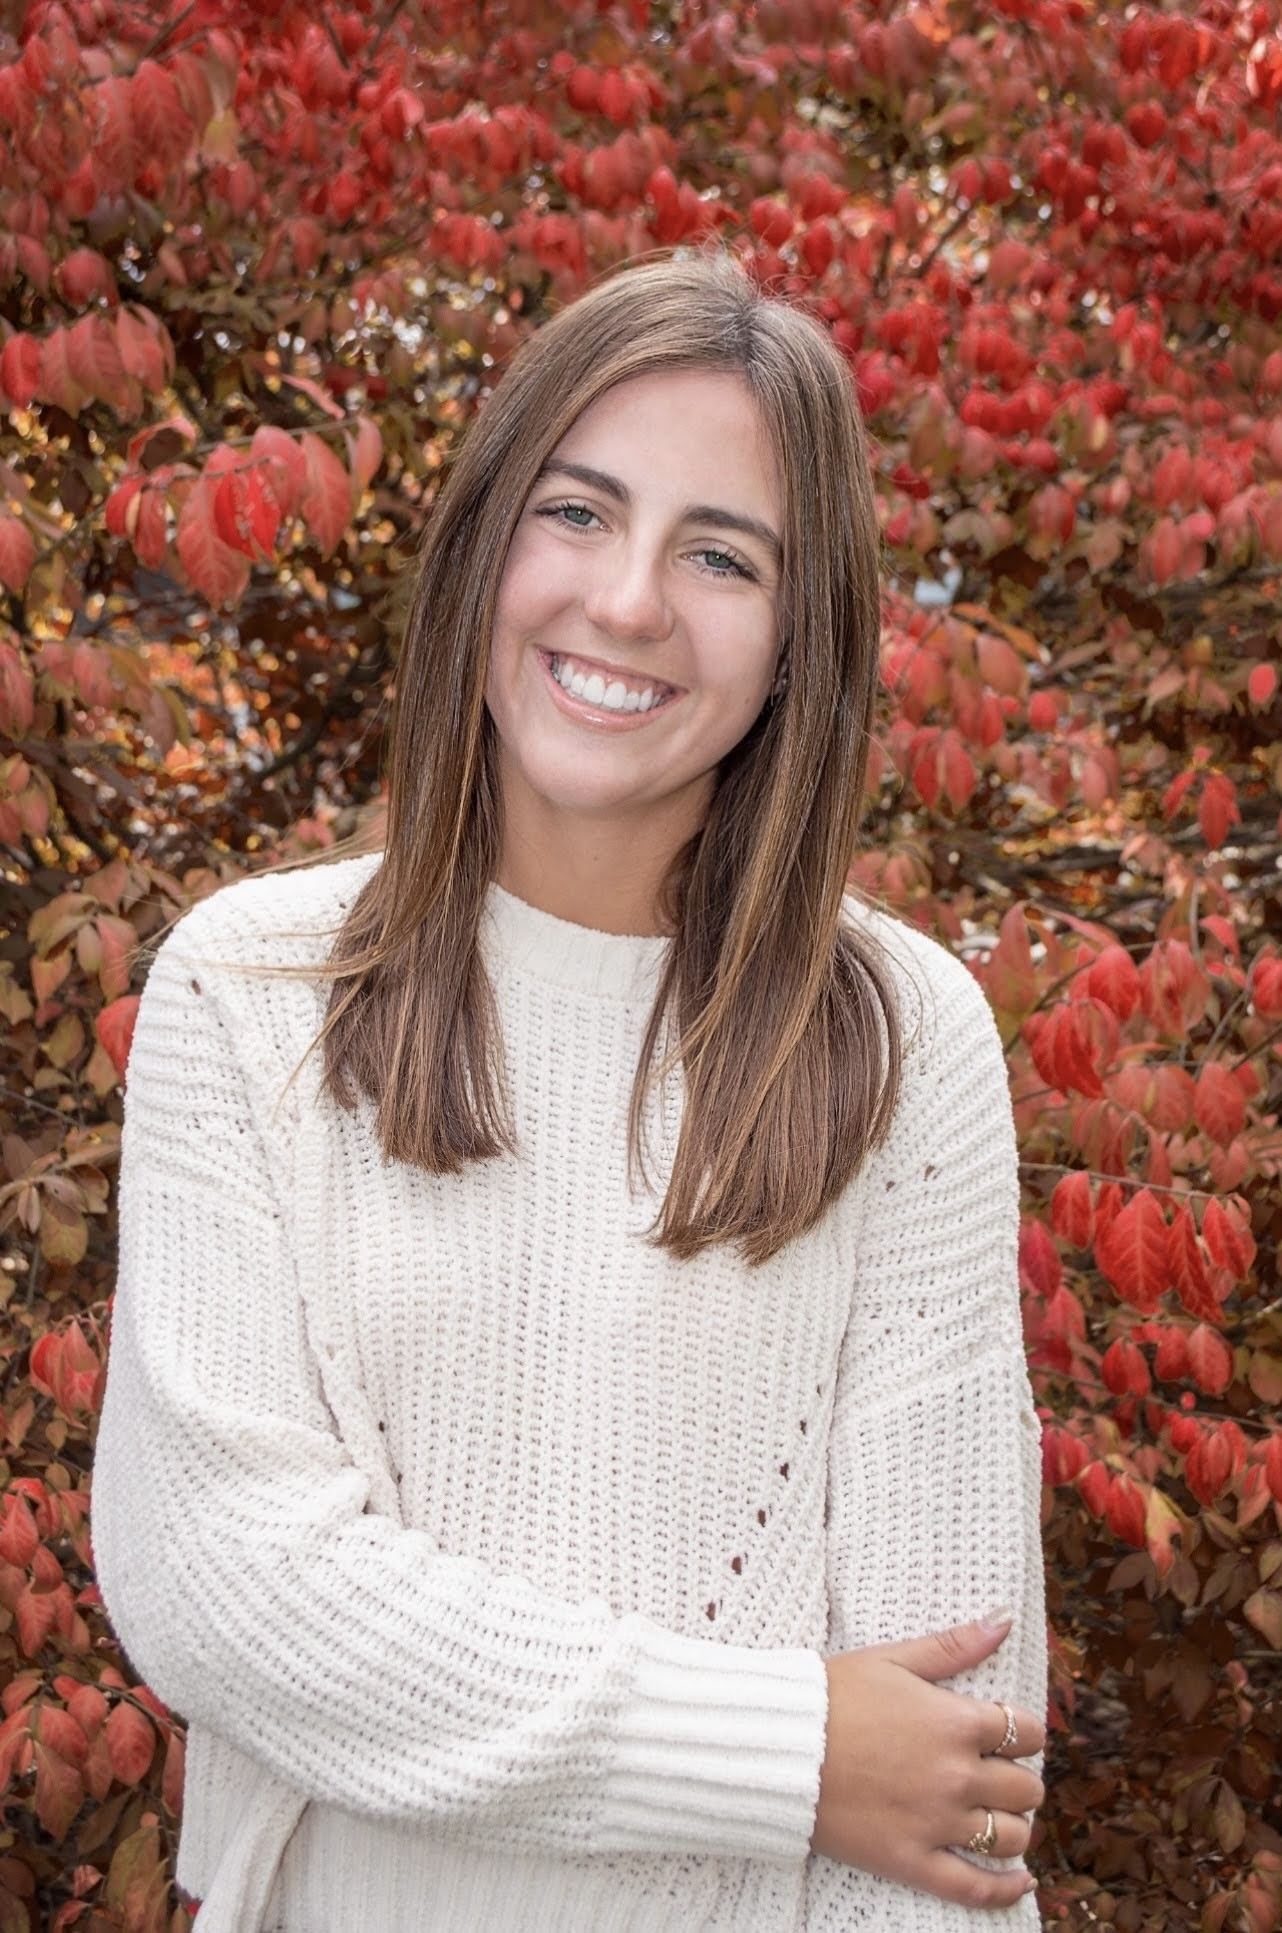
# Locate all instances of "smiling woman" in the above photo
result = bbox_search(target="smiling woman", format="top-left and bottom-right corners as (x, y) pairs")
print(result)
(91, 246), (1048, 1933)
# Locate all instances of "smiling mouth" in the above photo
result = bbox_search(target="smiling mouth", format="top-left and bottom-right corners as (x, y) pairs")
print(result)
(536, 650), (685, 719)
(538, 647), (683, 699)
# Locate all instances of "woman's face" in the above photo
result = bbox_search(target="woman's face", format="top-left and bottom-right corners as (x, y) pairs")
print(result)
(485, 366), (784, 836)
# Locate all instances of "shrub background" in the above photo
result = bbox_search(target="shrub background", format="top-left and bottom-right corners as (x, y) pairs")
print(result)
(1, 3), (1280, 1928)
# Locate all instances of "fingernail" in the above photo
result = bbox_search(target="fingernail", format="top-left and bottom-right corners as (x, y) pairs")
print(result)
(980, 1605), (1013, 1630)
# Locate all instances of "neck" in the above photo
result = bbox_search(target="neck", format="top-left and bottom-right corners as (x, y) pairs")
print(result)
(495, 764), (713, 939)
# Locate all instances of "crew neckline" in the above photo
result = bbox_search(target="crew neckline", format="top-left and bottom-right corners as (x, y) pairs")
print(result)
(483, 880), (672, 1000)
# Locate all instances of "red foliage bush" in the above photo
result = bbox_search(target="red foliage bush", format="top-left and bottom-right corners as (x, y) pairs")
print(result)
(1, 2), (1280, 1927)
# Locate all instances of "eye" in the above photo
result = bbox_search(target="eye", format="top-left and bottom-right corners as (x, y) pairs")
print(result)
(536, 499), (601, 529)
(693, 547), (754, 581)
(535, 502), (756, 582)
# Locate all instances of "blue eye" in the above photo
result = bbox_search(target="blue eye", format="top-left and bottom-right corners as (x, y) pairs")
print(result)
(536, 501), (756, 581)
(539, 501), (597, 529)
(695, 548), (752, 580)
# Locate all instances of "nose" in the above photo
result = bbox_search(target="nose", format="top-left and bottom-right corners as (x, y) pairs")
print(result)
(580, 536), (673, 645)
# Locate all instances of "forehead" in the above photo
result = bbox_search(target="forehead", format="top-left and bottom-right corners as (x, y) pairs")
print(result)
(554, 368), (780, 504)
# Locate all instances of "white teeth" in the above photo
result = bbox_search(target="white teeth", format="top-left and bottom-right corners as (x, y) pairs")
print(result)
(550, 656), (666, 713)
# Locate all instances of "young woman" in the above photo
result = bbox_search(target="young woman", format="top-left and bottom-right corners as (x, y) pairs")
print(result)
(93, 247), (1049, 1931)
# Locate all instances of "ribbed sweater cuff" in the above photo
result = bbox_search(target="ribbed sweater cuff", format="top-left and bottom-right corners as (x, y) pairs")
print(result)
(596, 1624), (828, 1862)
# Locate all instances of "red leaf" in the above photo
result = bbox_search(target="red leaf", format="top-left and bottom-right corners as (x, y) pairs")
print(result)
(0, 1491), (39, 1568)
(0, 332), (42, 407)
(1077, 1458), (1111, 1517)
(1019, 1216), (1063, 1297)
(250, 424), (308, 518)
(1167, 1201), (1224, 1324)
(1094, 1188), (1168, 1313)
(66, 1685), (108, 1737)
(1249, 954), (1282, 1018)
(1138, 939), (1211, 1034)
(96, 996), (140, 1082)
(1193, 1062), (1245, 1145)
(1049, 1170), (1093, 1250)
(1202, 1196), (1255, 1279)
(175, 478), (250, 607)
(214, 469), (281, 558)
(1104, 1474), (1146, 1547)
(127, 485), (169, 570)
(0, 515), (35, 594)
(298, 431), (353, 556)
(1085, 945), (1140, 1020)
(66, 314), (131, 414)
(1153, 1326), (1190, 1382)
(115, 307), (168, 393)
(103, 1701), (154, 1785)
(1187, 1323), (1234, 1397)
(1198, 771), (1240, 849)
(1247, 661), (1278, 706)
(15, 1582), (57, 1657)
(33, 1741), (83, 1841)
(1101, 1336), (1150, 1396)
(36, 1704), (88, 1768)
(1265, 1434), (1282, 1506)
(129, 60), (194, 168)
(347, 412), (383, 490)
(161, 1723), (185, 1816)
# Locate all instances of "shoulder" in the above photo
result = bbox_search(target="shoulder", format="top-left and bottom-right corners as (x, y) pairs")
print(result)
(153, 847), (384, 977)
(838, 887), (1002, 1074)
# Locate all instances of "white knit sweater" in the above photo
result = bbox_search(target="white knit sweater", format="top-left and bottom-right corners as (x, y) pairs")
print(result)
(91, 849), (1047, 1932)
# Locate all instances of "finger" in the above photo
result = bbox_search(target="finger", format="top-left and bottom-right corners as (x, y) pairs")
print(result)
(917, 1847), (1035, 1911)
(967, 1756), (1046, 1815)
(947, 1806), (1033, 1861)
(976, 1699), (1047, 1759)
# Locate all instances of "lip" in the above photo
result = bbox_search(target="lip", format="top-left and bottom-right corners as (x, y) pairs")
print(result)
(536, 649), (683, 731)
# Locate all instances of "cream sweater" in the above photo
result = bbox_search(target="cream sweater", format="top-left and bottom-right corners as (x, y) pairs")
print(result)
(91, 849), (1047, 1932)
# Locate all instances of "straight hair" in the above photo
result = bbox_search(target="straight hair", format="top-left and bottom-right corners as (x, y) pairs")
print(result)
(173, 245), (908, 1268)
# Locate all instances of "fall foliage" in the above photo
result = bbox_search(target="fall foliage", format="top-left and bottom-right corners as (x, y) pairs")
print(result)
(2, 1), (1281, 1928)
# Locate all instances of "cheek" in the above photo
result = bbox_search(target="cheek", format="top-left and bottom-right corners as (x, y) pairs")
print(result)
(494, 527), (563, 629)
(698, 607), (779, 695)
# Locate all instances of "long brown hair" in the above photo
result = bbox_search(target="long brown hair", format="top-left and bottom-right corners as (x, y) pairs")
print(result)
(184, 244), (908, 1268)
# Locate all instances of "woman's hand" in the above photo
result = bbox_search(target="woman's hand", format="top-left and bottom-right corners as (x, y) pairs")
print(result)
(810, 1612), (1045, 1910)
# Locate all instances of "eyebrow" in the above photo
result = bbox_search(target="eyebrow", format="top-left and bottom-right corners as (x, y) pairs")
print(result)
(533, 459), (782, 563)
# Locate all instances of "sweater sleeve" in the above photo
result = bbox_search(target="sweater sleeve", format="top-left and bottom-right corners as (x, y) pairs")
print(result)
(813, 939), (1048, 1922)
(90, 906), (828, 1863)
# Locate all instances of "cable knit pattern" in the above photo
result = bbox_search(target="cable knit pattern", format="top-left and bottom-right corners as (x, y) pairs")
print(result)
(91, 850), (1047, 1931)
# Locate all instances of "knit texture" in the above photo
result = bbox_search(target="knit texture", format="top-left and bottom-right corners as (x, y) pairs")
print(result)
(91, 850), (1047, 1931)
